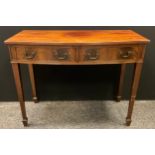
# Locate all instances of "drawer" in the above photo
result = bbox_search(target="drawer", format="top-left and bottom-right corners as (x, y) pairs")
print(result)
(10, 45), (144, 64)
(79, 45), (143, 64)
(11, 46), (77, 64)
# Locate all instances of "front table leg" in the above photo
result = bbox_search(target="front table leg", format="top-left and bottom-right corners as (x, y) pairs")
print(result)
(12, 63), (28, 126)
(126, 63), (143, 126)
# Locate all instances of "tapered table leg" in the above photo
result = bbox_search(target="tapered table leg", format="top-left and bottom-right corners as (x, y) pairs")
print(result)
(116, 64), (126, 102)
(126, 63), (143, 126)
(12, 63), (28, 126)
(28, 64), (38, 103)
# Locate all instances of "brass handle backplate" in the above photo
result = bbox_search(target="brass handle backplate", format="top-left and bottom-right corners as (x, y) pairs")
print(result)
(120, 47), (133, 59)
(53, 48), (69, 60)
(85, 48), (99, 60)
(24, 51), (36, 59)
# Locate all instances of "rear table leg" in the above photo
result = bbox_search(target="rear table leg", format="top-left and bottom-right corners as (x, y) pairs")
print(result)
(116, 64), (126, 102)
(28, 64), (38, 103)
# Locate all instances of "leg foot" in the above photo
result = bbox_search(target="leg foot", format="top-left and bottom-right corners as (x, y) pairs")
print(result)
(33, 97), (39, 103)
(116, 96), (121, 102)
(22, 117), (28, 127)
(126, 118), (131, 126)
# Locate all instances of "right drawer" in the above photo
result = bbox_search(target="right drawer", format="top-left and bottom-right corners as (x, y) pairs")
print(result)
(79, 45), (144, 64)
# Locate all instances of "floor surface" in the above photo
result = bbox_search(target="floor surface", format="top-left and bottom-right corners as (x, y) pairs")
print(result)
(0, 101), (155, 129)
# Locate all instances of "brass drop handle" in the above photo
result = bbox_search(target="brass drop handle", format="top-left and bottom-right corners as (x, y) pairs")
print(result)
(88, 54), (98, 60)
(120, 51), (133, 59)
(54, 49), (69, 60)
(25, 51), (36, 59)
(120, 47), (133, 59)
(85, 49), (99, 60)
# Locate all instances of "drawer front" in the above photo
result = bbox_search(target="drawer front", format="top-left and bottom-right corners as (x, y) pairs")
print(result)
(11, 46), (77, 64)
(10, 45), (144, 64)
(79, 45), (143, 64)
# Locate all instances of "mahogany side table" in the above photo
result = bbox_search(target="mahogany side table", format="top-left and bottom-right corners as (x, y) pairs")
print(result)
(4, 30), (150, 126)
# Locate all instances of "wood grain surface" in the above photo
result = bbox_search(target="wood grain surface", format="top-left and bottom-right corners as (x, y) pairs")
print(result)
(5, 30), (150, 45)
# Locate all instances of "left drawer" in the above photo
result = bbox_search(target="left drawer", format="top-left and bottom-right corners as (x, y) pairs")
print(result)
(10, 46), (77, 64)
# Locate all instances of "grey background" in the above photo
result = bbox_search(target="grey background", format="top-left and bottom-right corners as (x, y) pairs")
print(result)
(0, 26), (154, 101)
